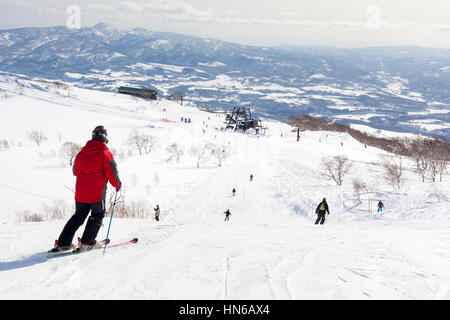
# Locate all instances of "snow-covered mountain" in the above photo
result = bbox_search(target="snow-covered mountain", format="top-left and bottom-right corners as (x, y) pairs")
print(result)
(0, 24), (449, 138)
(0, 74), (449, 299)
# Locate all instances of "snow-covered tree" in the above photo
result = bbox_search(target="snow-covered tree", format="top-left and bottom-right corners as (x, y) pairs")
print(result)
(204, 143), (231, 167)
(190, 144), (207, 168)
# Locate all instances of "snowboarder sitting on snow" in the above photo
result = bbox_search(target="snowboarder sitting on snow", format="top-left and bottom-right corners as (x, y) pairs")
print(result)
(315, 198), (330, 225)
(49, 126), (121, 253)
(224, 209), (231, 221)
(377, 201), (384, 213)
(154, 205), (160, 221)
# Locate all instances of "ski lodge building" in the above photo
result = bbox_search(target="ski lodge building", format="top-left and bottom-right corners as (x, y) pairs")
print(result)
(117, 86), (158, 100)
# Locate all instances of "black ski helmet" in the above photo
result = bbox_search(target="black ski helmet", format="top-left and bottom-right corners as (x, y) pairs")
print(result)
(92, 125), (109, 143)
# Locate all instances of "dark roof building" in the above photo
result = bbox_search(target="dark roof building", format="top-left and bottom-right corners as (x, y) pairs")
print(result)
(118, 86), (158, 100)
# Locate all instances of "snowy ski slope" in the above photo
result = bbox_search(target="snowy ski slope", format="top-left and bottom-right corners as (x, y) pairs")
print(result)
(0, 76), (449, 299)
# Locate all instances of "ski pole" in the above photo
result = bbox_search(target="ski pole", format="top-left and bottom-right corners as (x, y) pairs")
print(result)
(104, 190), (119, 255)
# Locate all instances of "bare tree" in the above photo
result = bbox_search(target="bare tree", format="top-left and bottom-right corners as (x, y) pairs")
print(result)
(214, 146), (230, 167)
(428, 156), (439, 183)
(167, 143), (184, 163)
(414, 152), (429, 183)
(321, 155), (352, 186)
(380, 155), (403, 190)
(352, 178), (368, 204)
(27, 129), (48, 146)
(0, 139), (10, 151)
(428, 141), (449, 182)
(126, 131), (158, 155)
(142, 134), (158, 154)
(412, 138), (449, 182)
(436, 153), (448, 182)
(65, 85), (73, 97)
(170, 92), (184, 106)
(127, 131), (145, 155)
(15, 83), (25, 95)
(60, 141), (82, 166)
(2, 90), (8, 99)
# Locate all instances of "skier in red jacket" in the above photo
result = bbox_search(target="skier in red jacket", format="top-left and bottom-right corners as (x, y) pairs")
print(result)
(50, 126), (121, 252)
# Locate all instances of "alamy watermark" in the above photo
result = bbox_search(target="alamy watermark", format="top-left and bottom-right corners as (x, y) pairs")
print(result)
(366, 5), (382, 30)
(66, 5), (81, 30)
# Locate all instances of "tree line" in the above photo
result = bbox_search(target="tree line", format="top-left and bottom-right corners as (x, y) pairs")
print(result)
(289, 115), (449, 186)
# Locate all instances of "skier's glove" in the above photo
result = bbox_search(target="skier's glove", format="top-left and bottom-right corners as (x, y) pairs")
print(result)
(116, 184), (122, 192)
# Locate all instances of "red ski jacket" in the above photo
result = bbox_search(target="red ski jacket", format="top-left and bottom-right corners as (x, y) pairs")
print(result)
(73, 140), (121, 203)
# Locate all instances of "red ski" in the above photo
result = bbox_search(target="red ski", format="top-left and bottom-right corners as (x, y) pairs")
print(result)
(102, 238), (138, 250)
(72, 238), (139, 254)
(47, 238), (138, 258)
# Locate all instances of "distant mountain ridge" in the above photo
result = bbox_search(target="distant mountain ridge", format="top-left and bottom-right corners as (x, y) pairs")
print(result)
(0, 24), (449, 138)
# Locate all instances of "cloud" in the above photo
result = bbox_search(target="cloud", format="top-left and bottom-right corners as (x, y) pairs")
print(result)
(33, 7), (63, 14)
(85, 4), (116, 13)
(82, 0), (216, 23)
(280, 12), (304, 19)
(142, 1), (215, 21)
(79, 1), (450, 33)
(119, 2), (144, 14)
(3, 0), (62, 14)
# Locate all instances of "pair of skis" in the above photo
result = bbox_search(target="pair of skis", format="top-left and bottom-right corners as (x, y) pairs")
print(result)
(47, 238), (138, 258)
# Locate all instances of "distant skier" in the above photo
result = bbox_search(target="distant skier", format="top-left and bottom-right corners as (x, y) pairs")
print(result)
(49, 126), (121, 253)
(315, 198), (330, 225)
(224, 209), (231, 221)
(154, 205), (161, 221)
(250, 174), (254, 182)
(377, 201), (384, 213)
(232, 188), (236, 196)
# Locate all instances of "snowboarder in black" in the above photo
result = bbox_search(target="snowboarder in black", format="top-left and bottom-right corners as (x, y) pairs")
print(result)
(315, 198), (330, 225)
(250, 174), (254, 181)
(224, 209), (231, 221)
(232, 188), (236, 196)
(377, 201), (384, 213)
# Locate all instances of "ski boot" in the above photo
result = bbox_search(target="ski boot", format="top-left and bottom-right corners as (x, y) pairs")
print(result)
(48, 240), (75, 253)
(73, 238), (110, 253)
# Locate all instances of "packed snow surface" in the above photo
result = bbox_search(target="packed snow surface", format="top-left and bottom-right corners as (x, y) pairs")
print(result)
(0, 77), (449, 299)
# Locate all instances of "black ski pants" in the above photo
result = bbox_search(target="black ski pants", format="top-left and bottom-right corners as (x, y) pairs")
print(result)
(315, 212), (326, 225)
(58, 201), (105, 247)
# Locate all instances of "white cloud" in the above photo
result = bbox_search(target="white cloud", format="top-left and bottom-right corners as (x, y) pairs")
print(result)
(75, 1), (450, 34)
(33, 7), (62, 14)
(85, 4), (116, 13)
(119, 2), (144, 14)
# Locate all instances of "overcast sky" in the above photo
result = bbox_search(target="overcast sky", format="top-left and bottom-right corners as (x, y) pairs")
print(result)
(1, 0), (450, 48)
